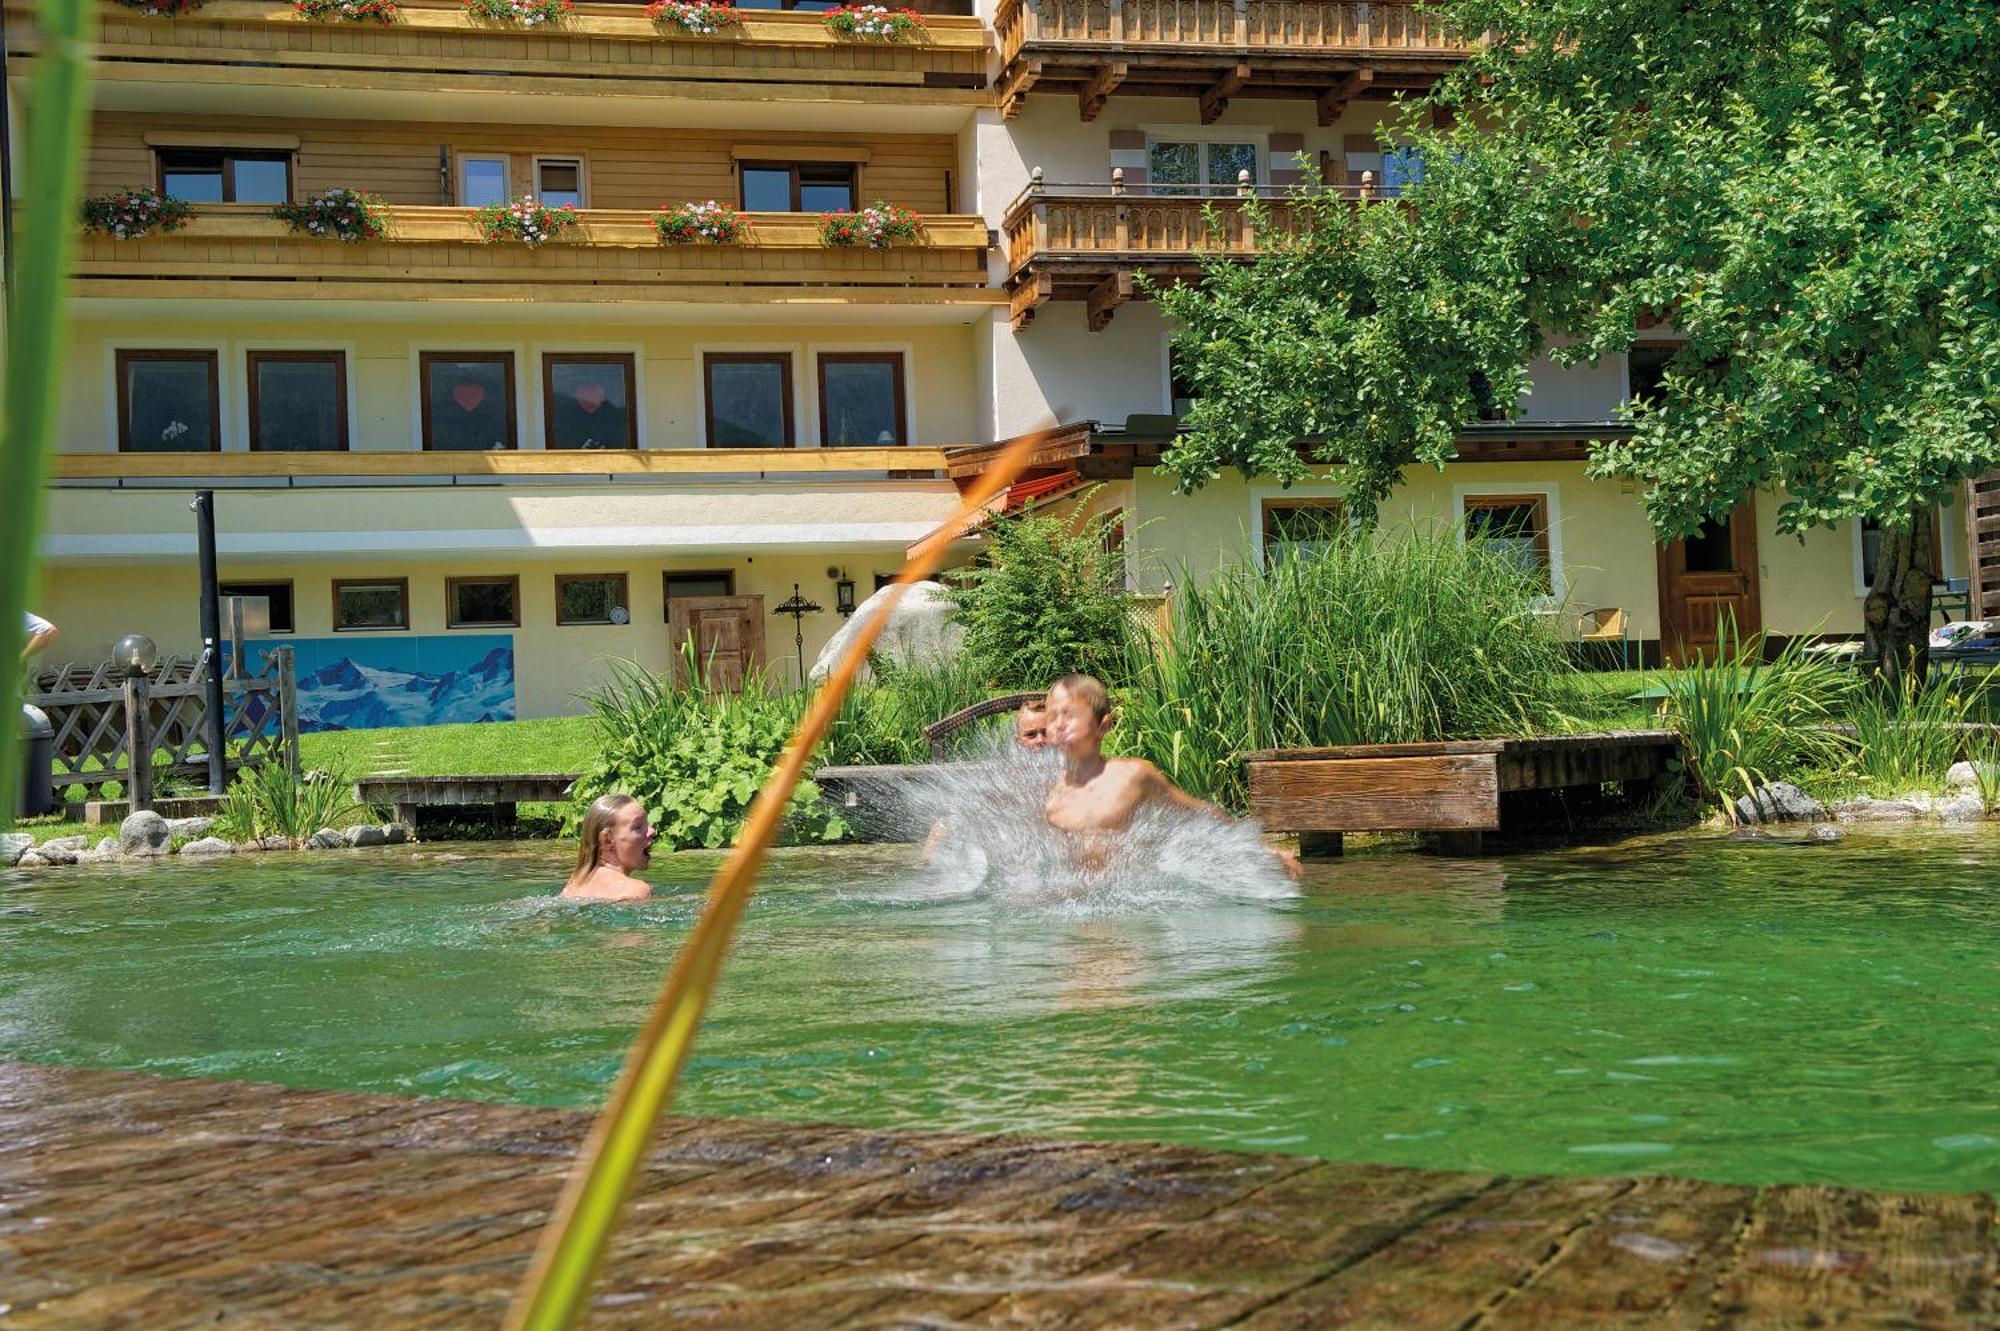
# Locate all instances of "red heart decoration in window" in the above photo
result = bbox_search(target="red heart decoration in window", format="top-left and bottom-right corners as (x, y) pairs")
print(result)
(574, 383), (605, 414)
(451, 383), (486, 413)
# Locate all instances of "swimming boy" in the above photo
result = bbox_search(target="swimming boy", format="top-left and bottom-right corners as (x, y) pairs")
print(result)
(1043, 673), (1301, 878)
(919, 697), (1050, 862)
(562, 793), (658, 902)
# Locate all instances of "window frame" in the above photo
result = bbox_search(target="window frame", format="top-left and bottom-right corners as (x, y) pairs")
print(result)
(1856, 510), (1948, 596)
(555, 573), (631, 627)
(541, 352), (638, 451)
(457, 152), (511, 208)
(245, 350), (349, 453)
(218, 579), (296, 636)
(1143, 134), (1263, 196)
(155, 147), (294, 204)
(419, 350), (519, 452)
(115, 349), (222, 453)
(815, 351), (908, 448)
(737, 159), (858, 213)
(702, 352), (795, 448)
(532, 155), (587, 208)
(332, 577), (411, 633)
(1257, 495), (1349, 565)
(1460, 491), (1554, 592)
(663, 570), (737, 615)
(445, 575), (522, 630)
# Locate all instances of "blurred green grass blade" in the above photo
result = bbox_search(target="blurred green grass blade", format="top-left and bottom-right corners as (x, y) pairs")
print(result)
(0, 1), (94, 826)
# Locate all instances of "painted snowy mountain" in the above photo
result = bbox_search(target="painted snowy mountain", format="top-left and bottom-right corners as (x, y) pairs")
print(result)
(295, 645), (516, 732)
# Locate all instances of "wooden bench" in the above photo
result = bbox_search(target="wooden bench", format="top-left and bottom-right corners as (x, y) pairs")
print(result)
(919, 692), (1045, 760)
(352, 773), (580, 829)
(1244, 731), (1683, 857)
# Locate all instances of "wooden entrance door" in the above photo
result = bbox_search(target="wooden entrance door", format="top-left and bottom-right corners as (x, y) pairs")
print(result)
(1656, 502), (1761, 663)
(667, 595), (766, 692)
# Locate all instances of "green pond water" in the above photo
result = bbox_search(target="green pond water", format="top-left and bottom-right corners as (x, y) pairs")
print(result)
(1, 831), (1996, 1195)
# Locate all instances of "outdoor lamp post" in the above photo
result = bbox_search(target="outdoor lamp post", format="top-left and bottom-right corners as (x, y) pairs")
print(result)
(112, 633), (159, 679)
(835, 579), (857, 618)
(772, 584), (822, 686)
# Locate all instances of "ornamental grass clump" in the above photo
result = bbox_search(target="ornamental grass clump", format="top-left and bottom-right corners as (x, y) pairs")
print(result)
(476, 195), (580, 247)
(818, 201), (923, 249)
(646, 0), (740, 33)
(82, 187), (194, 239)
(293, 0), (400, 18)
(1116, 524), (1580, 811)
(822, 4), (925, 38)
(215, 761), (365, 846)
(1844, 671), (1990, 796)
(652, 200), (747, 244)
(272, 187), (390, 242)
(463, 0), (571, 22)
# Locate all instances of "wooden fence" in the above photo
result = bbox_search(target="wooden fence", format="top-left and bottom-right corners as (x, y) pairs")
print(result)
(27, 648), (299, 811)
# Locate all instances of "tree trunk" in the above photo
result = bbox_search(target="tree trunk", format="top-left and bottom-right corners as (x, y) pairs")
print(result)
(1861, 503), (1935, 687)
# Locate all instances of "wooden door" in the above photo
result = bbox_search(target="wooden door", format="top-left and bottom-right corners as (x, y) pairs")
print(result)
(1656, 502), (1761, 663)
(667, 595), (765, 692)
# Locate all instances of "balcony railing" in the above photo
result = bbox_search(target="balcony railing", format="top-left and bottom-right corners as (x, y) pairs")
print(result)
(11, 0), (988, 100)
(51, 448), (955, 484)
(995, 0), (1469, 119)
(73, 205), (995, 302)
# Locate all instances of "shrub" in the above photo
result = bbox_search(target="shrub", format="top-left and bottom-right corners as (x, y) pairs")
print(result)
(475, 195), (580, 247)
(1115, 524), (1581, 810)
(652, 199), (748, 244)
(824, 652), (992, 767)
(945, 499), (1135, 689)
(818, 201), (923, 249)
(822, 4), (924, 39)
(293, 0), (400, 18)
(82, 187), (194, 240)
(272, 187), (390, 242)
(646, 0), (740, 32)
(463, 0), (571, 22)
(215, 761), (365, 846)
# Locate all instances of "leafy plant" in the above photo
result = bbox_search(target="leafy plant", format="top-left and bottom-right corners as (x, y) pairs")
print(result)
(293, 0), (400, 18)
(818, 201), (923, 249)
(272, 187), (390, 242)
(945, 497), (1134, 689)
(822, 4), (924, 38)
(82, 187), (194, 240)
(1658, 622), (1854, 818)
(646, 0), (740, 33)
(463, 0), (572, 22)
(215, 761), (365, 846)
(652, 199), (747, 244)
(475, 195), (580, 247)
(1845, 672), (1990, 795)
(823, 652), (991, 767)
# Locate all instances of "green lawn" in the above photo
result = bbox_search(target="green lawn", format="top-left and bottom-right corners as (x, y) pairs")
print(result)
(299, 714), (602, 779)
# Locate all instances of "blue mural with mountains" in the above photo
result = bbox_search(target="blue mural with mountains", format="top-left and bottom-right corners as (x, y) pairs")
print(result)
(240, 636), (515, 732)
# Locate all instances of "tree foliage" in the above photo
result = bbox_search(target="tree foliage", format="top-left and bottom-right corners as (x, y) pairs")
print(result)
(945, 498), (1134, 687)
(1160, 0), (2000, 657)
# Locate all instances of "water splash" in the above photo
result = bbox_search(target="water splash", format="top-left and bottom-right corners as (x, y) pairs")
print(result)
(890, 740), (1298, 913)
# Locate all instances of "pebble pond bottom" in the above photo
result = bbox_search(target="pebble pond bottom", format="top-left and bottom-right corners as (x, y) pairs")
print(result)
(1, 828), (1995, 1195)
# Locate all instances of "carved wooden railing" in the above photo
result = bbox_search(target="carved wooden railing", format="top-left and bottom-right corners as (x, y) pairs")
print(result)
(1001, 176), (1370, 273)
(997, 0), (1467, 67)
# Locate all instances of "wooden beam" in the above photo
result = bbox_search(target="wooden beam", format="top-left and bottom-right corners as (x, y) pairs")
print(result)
(1085, 270), (1135, 332)
(1199, 62), (1251, 125)
(1079, 61), (1127, 121)
(1000, 57), (1042, 119)
(52, 448), (952, 481)
(1317, 66), (1374, 126)
(1010, 271), (1052, 329)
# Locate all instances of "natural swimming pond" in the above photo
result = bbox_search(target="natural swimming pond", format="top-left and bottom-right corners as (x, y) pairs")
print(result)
(1, 831), (1995, 1196)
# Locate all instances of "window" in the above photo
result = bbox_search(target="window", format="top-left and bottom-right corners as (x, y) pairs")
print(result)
(247, 351), (347, 452)
(664, 571), (735, 609)
(1462, 493), (1552, 589)
(1260, 497), (1347, 562)
(817, 353), (906, 446)
(739, 161), (856, 213)
(421, 352), (517, 451)
(1627, 344), (1678, 403)
(446, 576), (520, 629)
(157, 148), (291, 204)
(534, 157), (584, 209)
(556, 574), (630, 626)
(116, 350), (219, 453)
(1168, 345), (1198, 417)
(541, 354), (635, 450)
(1683, 516), (1737, 573)
(703, 353), (793, 447)
(1147, 140), (1257, 195)
(333, 578), (409, 632)
(218, 581), (295, 635)
(1860, 512), (1945, 587)
(1380, 146), (1425, 197)
(459, 154), (509, 208)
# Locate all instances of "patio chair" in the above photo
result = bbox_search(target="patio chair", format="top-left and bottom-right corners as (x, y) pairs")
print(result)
(1577, 606), (1631, 671)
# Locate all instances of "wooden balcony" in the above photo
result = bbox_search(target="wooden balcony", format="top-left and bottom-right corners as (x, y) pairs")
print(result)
(11, 0), (987, 105)
(995, 0), (1469, 121)
(72, 205), (996, 306)
(53, 447), (954, 483)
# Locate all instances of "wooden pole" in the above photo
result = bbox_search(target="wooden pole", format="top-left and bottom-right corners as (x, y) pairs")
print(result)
(123, 671), (152, 815)
(277, 647), (300, 777)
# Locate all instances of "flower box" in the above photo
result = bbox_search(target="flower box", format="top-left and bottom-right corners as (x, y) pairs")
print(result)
(652, 200), (749, 245)
(462, 0), (573, 23)
(819, 201), (924, 249)
(822, 4), (926, 39)
(645, 0), (740, 34)
(113, 0), (205, 14)
(82, 187), (195, 240)
(272, 188), (392, 243)
(474, 195), (581, 247)
(293, 0), (401, 18)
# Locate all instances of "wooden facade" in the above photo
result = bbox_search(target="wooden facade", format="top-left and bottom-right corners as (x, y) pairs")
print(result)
(995, 0), (1469, 120)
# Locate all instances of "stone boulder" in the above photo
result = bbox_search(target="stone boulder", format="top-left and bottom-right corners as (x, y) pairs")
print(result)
(1937, 793), (1987, 824)
(1807, 824), (1847, 843)
(0, 833), (32, 867)
(120, 810), (172, 857)
(1733, 782), (1825, 825)
(342, 825), (388, 849)
(166, 817), (216, 840)
(179, 837), (235, 857)
(95, 837), (119, 858)
(808, 580), (963, 685)
(382, 823), (412, 845)
(42, 835), (89, 854)
(30, 843), (77, 866)
(1833, 795), (1929, 822)
(305, 828), (345, 850)
(258, 835), (294, 852)
(15, 850), (50, 868)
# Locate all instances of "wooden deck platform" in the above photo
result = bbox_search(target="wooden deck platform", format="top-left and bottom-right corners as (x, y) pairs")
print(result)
(352, 773), (579, 829)
(1, 1063), (1992, 1328)
(1245, 731), (1684, 857)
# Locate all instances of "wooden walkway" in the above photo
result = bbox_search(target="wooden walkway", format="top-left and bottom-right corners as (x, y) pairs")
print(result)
(0, 1064), (1993, 1329)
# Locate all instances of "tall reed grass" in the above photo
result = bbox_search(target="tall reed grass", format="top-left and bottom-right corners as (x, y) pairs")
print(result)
(1844, 670), (1993, 795)
(214, 760), (364, 845)
(1116, 524), (1581, 810)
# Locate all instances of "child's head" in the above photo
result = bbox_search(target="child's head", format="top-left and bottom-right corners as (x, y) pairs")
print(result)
(1044, 674), (1113, 757)
(1013, 698), (1050, 750)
